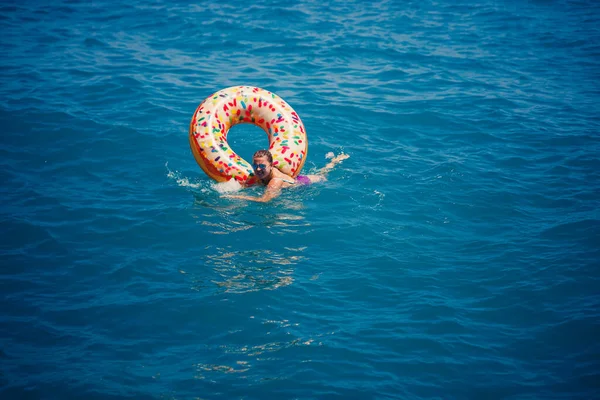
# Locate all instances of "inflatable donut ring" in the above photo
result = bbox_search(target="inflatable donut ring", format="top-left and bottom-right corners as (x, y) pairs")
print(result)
(189, 86), (308, 186)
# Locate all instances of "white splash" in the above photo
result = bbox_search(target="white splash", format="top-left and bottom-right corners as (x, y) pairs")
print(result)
(165, 162), (204, 189)
(165, 162), (243, 194)
(212, 179), (243, 194)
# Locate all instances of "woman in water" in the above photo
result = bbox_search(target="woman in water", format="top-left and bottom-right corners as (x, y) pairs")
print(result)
(224, 150), (349, 202)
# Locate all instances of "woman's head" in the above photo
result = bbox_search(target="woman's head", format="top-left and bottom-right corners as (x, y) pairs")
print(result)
(252, 149), (273, 179)
(253, 149), (272, 164)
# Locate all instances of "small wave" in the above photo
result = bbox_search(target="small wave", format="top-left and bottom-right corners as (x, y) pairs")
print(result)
(83, 37), (107, 48)
(540, 219), (600, 240)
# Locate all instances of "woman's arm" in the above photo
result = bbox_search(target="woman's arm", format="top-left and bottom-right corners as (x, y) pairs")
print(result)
(317, 153), (350, 175)
(224, 180), (283, 202)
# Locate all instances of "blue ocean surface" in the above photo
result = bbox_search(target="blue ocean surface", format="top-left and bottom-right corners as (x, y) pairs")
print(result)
(1, 0), (599, 399)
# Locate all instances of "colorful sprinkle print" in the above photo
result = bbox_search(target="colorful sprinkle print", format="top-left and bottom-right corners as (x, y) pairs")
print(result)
(189, 86), (308, 185)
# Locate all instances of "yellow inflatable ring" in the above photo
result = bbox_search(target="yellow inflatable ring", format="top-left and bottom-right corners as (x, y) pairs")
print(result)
(189, 86), (308, 185)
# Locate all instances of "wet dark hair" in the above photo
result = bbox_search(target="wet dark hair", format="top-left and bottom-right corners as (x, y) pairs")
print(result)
(253, 149), (273, 164)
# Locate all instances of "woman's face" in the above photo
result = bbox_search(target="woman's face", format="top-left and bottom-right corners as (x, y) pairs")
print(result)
(252, 155), (271, 179)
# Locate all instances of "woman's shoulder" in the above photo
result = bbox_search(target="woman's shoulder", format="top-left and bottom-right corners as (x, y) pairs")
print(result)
(271, 169), (295, 184)
(272, 168), (292, 179)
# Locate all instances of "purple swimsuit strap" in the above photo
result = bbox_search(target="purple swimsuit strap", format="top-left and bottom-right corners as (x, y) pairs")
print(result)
(295, 175), (311, 185)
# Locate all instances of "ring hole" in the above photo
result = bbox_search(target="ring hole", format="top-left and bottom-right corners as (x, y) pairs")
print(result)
(227, 124), (270, 162)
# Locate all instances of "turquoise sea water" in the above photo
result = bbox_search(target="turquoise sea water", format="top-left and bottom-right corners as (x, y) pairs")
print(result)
(1, 0), (599, 399)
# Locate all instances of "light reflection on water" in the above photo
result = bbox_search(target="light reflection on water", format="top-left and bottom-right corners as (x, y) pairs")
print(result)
(181, 180), (323, 381)
(203, 246), (307, 294)
(192, 320), (330, 382)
